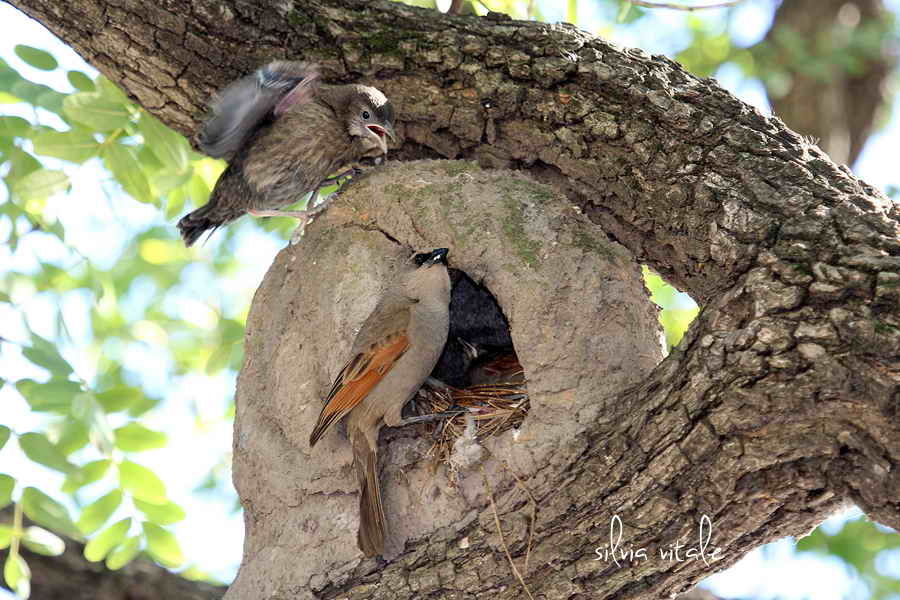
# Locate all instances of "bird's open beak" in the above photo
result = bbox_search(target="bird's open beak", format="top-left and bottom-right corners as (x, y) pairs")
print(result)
(366, 123), (397, 155)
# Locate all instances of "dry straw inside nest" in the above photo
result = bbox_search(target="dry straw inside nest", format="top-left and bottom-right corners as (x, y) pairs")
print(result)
(417, 370), (529, 465)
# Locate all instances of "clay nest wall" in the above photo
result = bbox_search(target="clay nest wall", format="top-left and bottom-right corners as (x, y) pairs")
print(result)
(229, 160), (666, 597)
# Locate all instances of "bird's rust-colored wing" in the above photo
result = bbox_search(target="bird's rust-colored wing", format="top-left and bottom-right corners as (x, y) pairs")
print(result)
(308, 333), (409, 447)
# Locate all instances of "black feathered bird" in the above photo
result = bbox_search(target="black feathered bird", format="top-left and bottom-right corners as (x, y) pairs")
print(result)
(178, 61), (397, 246)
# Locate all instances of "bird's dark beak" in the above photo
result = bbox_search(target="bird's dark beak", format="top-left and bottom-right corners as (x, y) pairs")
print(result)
(429, 248), (449, 265)
(366, 124), (394, 155)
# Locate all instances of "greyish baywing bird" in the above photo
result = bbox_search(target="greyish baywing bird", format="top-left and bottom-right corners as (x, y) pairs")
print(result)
(177, 61), (397, 246)
(308, 248), (452, 557)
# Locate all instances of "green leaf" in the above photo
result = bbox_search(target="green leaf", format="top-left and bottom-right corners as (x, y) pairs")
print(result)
(18, 432), (73, 473)
(0, 116), (30, 137)
(188, 172), (212, 205)
(21, 527), (65, 556)
(0, 474), (15, 509)
(63, 91), (130, 131)
(118, 460), (167, 504)
(32, 129), (99, 163)
(21, 487), (80, 539)
(105, 535), (141, 570)
(0, 426), (10, 451)
(134, 499), (185, 525)
(14, 45), (58, 71)
(23, 334), (74, 377)
(143, 522), (184, 568)
(138, 113), (189, 171)
(114, 423), (167, 452)
(84, 518), (130, 562)
(137, 144), (164, 171)
(5, 77), (65, 114)
(4, 553), (30, 598)
(221, 319), (245, 344)
(102, 143), (154, 204)
(62, 459), (111, 493)
(0, 525), (12, 550)
(14, 379), (81, 412)
(67, 70), (95, 92)
(127, 393), (160, 417)
(6, 147), (41, 182)
(56, 419), (90, 455)
(11, 168), (70, 203)
(77, 490), (122, 536)
(153, 170), (192, 194)
(95, 385), (142, 413)
(164, 186), (187, 220)
(206, 343), (234, 375)
(95, 76), (129, 104)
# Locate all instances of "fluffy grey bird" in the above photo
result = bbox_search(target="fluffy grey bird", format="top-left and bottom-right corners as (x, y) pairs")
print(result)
(178, 61), (397, 246)
(308, 248), (452, 557)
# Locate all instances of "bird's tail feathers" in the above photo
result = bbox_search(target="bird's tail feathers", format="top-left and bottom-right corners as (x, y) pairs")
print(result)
(353, 434), (386, 557)
(177, 202), (237, 247)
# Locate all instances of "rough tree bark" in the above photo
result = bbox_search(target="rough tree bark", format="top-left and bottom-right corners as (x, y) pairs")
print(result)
(5, 0), (899, 599)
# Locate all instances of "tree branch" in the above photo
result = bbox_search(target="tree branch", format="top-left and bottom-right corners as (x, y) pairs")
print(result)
(0, 508), (226, 600)
(627, 0), (743, 11)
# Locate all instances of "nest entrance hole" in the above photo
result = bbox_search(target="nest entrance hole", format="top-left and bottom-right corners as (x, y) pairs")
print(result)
(413, 268), (529, 462)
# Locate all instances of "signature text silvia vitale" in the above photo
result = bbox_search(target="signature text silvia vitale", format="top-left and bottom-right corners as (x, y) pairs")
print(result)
(594, 515), (723, 567)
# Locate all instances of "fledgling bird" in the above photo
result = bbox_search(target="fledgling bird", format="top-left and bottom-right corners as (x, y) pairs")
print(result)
(177, 61), (397, 246)
(308, 248), (452, 557)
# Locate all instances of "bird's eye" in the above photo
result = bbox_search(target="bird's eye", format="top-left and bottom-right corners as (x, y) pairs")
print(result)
(362, 110), (371, 120)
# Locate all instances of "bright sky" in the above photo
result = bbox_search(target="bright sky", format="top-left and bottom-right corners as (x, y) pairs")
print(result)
(1, 0), (897, 596)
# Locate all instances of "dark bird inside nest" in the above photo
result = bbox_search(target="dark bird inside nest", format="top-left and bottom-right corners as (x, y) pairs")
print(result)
(429, 268), (516, 388)
(177, 60), (397, 246)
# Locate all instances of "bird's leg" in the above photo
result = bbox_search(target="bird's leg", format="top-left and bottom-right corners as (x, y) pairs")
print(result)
(247, 208), (319, 219)
(247, 189), (332, 244)
(284, 169), (363, 243)
(247, 168), (366, 244)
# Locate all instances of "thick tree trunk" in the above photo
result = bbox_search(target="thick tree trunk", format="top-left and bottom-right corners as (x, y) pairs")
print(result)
(5, 0), (899, 598)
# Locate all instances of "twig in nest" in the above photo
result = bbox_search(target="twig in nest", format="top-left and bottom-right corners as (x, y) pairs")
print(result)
(481, 464), (536, 600)
(628, 0), (743, 10)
